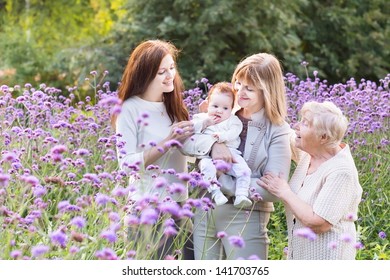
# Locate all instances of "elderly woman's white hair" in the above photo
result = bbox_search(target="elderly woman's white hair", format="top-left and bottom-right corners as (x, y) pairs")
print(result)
(300, 101), (349, 147)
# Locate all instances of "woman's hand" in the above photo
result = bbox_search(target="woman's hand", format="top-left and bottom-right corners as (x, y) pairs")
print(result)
(143, 121), (193, 166)
(211, 142), (234, 163)
(257, 172), (291, 200)
(199, 99), (208, 113)
(167, 121), (194, 144)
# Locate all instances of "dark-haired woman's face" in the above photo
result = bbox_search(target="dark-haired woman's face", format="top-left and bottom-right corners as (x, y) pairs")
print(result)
(147, 54), (176, 97)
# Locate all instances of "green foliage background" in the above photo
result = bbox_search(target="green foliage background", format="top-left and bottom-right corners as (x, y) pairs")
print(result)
(0, 0), (389, 89)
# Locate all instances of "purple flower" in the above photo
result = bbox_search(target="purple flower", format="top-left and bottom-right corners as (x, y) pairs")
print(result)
(148, 141), (157, 147)
(100, 230), (117, 243)
(180, 208), (194, 218)
(0, 174), (10, 186)
(10, 250), (22, 259)
(141, 112), (149, 119)
(354, 242), (364, 249)
(340, 233), (352, 243)
(140, 208), (159, 225)
(95, 248), (118, 260)
(174, 128), (184, 135)
(50, 230), (68, 247)
(75, 148), (90, 156)
(300, 61), (309, 67)
(111, 186), (129, 197)
(228, 235), (245, 248)
(111, 104), (122, 115)
(216, 231), (227, 239)
(109, 212), (120, 222)
(98, 96), (120, 106)
(327, 241), (337, 249)
(159, 202), (181, 217)
(378, 231), (387, 239)
(69, 246), (80, 254)
(247, 255), (260, 260)
(51, 144), (67, 154)
(95, 193), (110, 206)
(71, 216), (86, 229)
(127, 250), (136, 258)
(164, 139), (183, 148)
(164, 218), (175, 227)
(176, 172), (191, 182)
(33, 186), (47, 197)
(124, 214), (139, 226)
(164, 226), (178, 236)
(214, 160), (231, 172)
(197, 180), (210, 189)
(21, 175), (40, 186)
(2, 151), (17, 162)
(58, 200), (71, 211)
(167, 183), (186, 195)
(294, 227), (317, 241)
(200, 78), (209, 84)
(250, 192), (263, 202)
(31, 245), (49, 258)
(346, 213), (357, 221)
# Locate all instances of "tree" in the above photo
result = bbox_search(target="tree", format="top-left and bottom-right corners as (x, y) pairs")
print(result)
(1, 0), (388, 89)
(298, 0), (390, 82)
(0, 0), (124, 87)
(109, 0), (305, 87)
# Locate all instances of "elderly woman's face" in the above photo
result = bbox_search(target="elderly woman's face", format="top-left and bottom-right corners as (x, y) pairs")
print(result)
(294, 112), (321, 152)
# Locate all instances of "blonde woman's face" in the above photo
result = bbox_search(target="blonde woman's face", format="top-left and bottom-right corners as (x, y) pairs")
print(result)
(234, 79), (264, 113)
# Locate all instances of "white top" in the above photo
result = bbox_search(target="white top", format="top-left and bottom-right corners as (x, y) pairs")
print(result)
(192, 112), (243, 148)
(287, 144), (362, 259)
(115, 96), (188, 202)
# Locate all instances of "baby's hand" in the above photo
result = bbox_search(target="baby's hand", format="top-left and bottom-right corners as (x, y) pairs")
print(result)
(205, 116), (216, 127)
(213, 133), (220, 141)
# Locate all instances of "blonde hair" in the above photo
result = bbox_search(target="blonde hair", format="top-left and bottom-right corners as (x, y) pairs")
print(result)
(300, 101), (349, 147)
(232, 53), (287, 125)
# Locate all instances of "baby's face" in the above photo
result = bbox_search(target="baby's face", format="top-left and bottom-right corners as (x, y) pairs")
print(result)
(207, 93), (233, 123)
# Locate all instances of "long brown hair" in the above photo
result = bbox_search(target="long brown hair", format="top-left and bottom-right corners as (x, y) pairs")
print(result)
(114, 39), (189, 125)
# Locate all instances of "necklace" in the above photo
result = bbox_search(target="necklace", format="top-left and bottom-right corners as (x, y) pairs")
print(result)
(138, 95), (166, 116)
(150, 101), (165, 117)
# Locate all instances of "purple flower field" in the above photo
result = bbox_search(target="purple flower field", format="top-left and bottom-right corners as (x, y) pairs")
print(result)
(0, 71), (389, 260)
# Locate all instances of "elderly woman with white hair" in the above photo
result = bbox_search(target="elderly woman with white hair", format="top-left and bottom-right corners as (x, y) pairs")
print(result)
(260, 101), (363, 260)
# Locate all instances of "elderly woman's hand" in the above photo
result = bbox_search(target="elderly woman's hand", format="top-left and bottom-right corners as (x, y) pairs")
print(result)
(257, 172), (291, 200)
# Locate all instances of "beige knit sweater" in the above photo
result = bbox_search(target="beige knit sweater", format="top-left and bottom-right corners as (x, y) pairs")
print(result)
(286, 143), (363, 259)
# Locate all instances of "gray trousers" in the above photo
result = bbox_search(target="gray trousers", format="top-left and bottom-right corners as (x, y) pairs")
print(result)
(193, 203), (270, 260)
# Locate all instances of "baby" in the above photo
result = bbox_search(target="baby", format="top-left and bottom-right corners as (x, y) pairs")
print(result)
(183, 82), (252, 208)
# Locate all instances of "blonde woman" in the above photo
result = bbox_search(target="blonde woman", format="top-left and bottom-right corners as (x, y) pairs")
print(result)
(193, 53), (292, 259)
